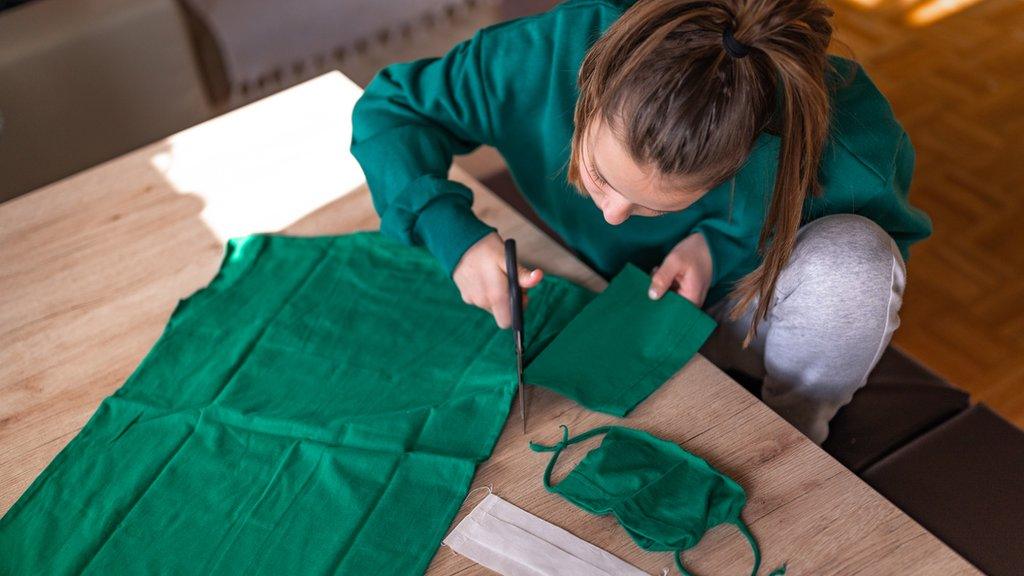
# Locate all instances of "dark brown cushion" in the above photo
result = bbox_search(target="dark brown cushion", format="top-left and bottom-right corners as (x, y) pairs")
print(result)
(863, 404), (1024, 576)
(728, 348), (969, 472)
(822, 347), (969, 472)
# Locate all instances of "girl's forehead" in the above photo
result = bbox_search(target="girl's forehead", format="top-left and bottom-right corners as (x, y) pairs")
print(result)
(587, 119), (707, 202)
(588, 121), (654, 188)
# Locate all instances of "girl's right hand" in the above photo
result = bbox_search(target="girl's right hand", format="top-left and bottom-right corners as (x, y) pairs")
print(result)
(452, 232), (544, 328)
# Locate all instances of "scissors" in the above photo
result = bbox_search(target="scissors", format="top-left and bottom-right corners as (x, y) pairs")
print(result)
(504, 239), (527, 433)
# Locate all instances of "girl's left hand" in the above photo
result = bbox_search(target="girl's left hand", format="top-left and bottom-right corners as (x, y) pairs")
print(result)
(648, 232), (712, 307)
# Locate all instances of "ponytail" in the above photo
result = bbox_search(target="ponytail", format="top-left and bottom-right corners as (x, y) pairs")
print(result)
(725, 1), (833, 344)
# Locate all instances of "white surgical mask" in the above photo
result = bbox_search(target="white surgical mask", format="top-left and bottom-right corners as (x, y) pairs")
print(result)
(442, 492), (650, 576)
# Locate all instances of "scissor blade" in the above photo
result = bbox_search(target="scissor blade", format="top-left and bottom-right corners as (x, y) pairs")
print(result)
(516, 333), (526, 433)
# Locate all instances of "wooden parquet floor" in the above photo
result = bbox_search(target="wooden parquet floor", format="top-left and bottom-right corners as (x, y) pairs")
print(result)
(832, 0), (1024, 426)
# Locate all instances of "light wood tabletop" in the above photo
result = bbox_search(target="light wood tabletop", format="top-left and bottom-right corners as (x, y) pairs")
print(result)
(0, 72), (978, 575)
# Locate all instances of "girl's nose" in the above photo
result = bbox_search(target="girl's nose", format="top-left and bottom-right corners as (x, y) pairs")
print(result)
(602, 195), (631, 225)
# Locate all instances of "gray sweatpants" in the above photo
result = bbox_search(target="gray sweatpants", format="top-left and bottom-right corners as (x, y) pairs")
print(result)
(701, 214), (907, 444)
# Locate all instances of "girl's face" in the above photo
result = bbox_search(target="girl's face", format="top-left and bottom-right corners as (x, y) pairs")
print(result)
(579, 117), (709, 225)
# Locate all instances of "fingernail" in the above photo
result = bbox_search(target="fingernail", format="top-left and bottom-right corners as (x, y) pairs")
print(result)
(648, 288), (659, 300)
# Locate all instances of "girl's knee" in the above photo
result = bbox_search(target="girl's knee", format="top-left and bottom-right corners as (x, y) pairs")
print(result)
(805, 214), (895, 253)
(781, 214), (905, 303)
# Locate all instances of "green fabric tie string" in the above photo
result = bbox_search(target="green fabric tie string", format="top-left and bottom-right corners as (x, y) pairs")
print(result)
(529, 424), (616, 489)
(671, 521), (786, 576)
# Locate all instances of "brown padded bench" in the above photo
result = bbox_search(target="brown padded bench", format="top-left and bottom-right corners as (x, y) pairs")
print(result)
(733, 360), (1022, 575)
(724, 347), (970, 472)
(822, 347), (970, 472)
(482, 168), (1024, 576)
(863, 404), (1024, 576)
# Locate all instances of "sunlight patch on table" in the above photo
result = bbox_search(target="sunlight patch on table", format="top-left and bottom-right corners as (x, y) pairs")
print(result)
(149, 72), (368, 241)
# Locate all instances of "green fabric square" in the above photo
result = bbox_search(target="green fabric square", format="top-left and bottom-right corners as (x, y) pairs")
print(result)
(525, 264), (717, 416)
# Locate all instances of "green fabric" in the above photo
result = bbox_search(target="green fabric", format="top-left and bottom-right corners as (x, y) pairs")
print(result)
(530, 425), (785, 576)
(525, 264), (716, 417)
(0, 232), (594, 575)
(350, 0), (931, 305)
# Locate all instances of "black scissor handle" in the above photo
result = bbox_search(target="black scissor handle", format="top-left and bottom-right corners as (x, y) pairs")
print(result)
(504, 239), (523, 333)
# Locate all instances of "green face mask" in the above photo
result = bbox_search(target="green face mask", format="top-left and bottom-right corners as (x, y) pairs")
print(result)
(530, 426), (786, 576)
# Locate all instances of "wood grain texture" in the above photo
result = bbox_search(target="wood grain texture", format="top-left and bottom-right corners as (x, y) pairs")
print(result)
(0, 72), (976, 574)
(832, 0), (1024, 427)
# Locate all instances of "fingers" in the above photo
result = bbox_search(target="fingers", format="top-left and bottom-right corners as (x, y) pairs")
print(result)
(491, 293), (512, 329)
(494, 267), (542, 325)
(518, 267), (544, 288)
(492, 273), (514, 329)
(458, 271), (513, 328)
(648, 261), (678, 300)
(467, 280), (509, 329)
(676, 272), (705, 307)
(453, 238), (544, 328)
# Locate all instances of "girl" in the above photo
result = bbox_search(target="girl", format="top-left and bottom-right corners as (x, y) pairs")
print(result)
(351, 0), (930, 444)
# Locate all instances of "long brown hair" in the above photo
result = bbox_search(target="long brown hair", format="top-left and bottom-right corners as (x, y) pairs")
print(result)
(568, 0), (834, 344)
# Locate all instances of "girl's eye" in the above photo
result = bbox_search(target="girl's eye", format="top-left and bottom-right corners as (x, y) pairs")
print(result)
(588, 164), (607, 187)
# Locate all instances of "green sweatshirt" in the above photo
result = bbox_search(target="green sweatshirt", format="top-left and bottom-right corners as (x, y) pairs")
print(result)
(351, 0), (931, 305)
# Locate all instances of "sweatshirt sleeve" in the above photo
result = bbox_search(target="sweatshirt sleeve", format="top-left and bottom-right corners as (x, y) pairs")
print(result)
(350, 32), (497, 275)
(863, 131), (933, 261)
(690, 128), (931, 303)
(691, 212), (758, 290)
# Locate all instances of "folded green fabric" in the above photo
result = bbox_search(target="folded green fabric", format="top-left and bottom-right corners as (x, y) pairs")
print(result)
(0, 233), (592, 575)
(525, 264), (717, 417)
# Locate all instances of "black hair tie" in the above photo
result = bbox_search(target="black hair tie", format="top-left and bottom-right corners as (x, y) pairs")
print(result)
(722, 27), (751, 59)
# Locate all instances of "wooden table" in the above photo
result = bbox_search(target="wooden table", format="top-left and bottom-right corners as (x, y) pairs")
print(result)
(0, 72), (978, 575)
